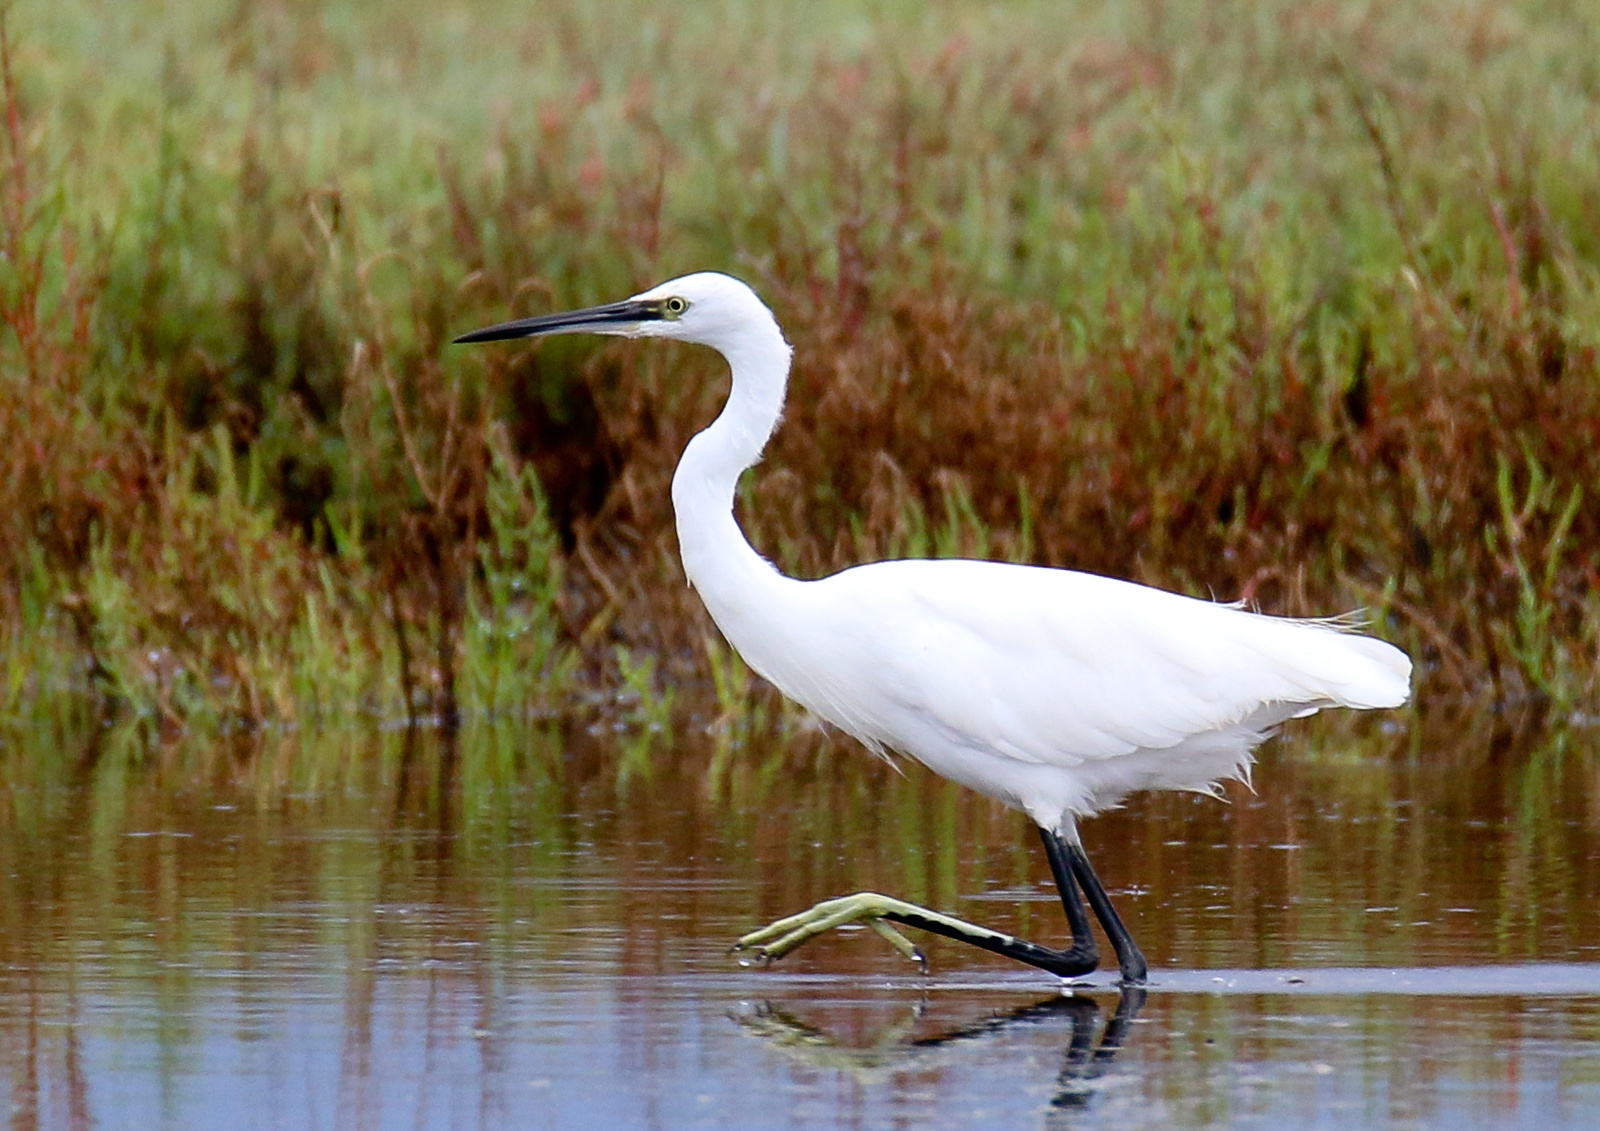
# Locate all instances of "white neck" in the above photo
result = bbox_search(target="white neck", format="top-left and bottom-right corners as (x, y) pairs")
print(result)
(669, 310), (796, 628)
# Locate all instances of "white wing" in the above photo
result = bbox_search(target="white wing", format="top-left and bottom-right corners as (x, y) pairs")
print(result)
(743, 560), (1409, 804)
(712, 557), (1410, 823)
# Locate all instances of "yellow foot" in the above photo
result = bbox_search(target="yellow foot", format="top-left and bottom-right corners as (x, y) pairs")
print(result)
(731, 891), (1019, 972)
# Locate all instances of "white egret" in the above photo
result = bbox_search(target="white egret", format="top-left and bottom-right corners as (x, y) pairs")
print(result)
(457, 272), (1412, 984)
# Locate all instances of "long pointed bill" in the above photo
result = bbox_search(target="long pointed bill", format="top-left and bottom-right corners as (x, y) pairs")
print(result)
(452, 298), (662, 344)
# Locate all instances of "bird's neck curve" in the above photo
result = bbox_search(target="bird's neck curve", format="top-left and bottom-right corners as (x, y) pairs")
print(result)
(670, 313), (795, 620)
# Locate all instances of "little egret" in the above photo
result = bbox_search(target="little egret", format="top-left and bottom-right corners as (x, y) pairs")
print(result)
(457, 272), (1413, 984)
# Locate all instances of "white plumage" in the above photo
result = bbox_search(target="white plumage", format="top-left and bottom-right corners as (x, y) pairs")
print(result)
(457, 270), (1413, 982)
(744, 561), (1409, 827)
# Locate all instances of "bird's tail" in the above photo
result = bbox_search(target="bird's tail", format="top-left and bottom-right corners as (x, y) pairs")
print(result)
(1282, 622), (1412, 711)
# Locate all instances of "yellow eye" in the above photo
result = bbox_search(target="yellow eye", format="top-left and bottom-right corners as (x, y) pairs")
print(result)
(662, 296), (689, 319)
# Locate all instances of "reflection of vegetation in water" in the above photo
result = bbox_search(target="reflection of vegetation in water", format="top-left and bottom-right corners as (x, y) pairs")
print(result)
(3, 708), (1593, 978)
(1135, 710), (1600, 972)
(0, 715), (1598, 1124)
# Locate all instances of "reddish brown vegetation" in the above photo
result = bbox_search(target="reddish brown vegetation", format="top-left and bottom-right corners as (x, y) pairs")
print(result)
(4, 4), (1598, 727)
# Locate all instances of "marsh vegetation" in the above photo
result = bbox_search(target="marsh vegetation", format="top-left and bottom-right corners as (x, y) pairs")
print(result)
(4, 1), (1600, 743)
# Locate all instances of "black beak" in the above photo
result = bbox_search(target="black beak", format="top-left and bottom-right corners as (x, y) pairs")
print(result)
(453, 299), (661, 344)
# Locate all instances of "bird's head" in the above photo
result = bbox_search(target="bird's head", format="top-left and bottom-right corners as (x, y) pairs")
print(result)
(454, 272), (783, 356)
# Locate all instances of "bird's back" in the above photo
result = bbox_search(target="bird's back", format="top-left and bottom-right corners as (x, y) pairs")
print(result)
(735, 558), (1411, 828)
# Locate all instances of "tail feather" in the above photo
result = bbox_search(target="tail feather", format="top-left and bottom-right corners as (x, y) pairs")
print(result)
(1290, 625), (1412, 710)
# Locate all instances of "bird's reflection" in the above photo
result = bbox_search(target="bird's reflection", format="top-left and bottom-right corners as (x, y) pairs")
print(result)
(731, 986), (1145, 1121)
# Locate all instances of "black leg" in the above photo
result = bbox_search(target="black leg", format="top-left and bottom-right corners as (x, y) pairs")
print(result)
(1037, 826), (1099, 963)
(867, 826), (1105, 978)
(734, 824), (1141, 981)
(1062, 838), (1148, 985)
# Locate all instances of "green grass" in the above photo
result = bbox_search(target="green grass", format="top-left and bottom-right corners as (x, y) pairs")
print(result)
(3, 0), (1600, 738)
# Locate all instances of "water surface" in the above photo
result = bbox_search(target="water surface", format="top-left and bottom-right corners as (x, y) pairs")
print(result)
(1, 714), (1597, 1128)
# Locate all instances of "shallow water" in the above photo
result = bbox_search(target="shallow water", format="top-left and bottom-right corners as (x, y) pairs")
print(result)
(1, 715), (1598, 1129)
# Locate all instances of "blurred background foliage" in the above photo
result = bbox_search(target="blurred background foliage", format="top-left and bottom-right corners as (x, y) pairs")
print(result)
(3, 0), (1600, 738)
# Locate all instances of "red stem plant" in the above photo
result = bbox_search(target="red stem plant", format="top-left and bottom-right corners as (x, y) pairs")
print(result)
(3, 2), (1598, 733)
